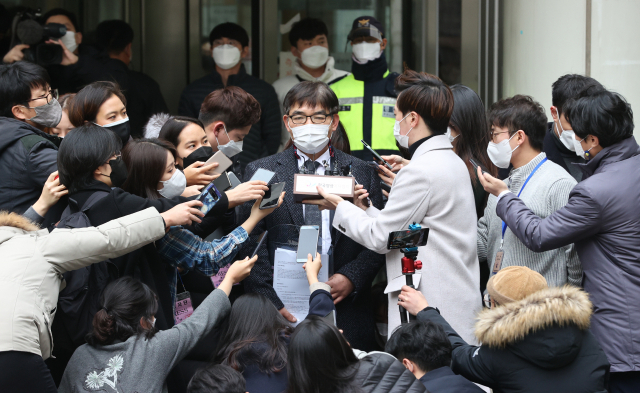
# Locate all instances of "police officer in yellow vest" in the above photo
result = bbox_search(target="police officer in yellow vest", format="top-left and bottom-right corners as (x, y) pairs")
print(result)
(331, 16), (399, 161)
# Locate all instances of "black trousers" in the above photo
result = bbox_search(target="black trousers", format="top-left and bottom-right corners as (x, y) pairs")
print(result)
(609, 371), (640, 393)
(0, 351), (57, 393)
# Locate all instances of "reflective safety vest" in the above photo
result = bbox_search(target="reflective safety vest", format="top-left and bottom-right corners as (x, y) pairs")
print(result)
(330, 71), (399, 159)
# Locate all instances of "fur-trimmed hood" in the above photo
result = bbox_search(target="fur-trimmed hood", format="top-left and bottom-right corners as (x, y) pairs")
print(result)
(475, 286), (593, 369)
(0, 211), (40, 242)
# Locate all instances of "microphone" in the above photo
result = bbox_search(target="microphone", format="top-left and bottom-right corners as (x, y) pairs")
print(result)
(16, 19), (43, 45)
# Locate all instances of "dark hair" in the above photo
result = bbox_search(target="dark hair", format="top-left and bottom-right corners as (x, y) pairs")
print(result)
(450, 85), (497, 178)
(42, 8), (81, 32)
(283, 81), (339, 116)
(395, 69), (453, 135)
(488, 95), (547, 151)
(0, 61), (50, 118)
(385, 320), (452, 373)
(58, 123), (122, 193)
(552, 74), (604, 116)
(122, 138), (177, 200)
(287, 316), (360, 393)
(215, 293), (293, 374)
(158, 116), (205, 149)
(86, 277), (158, 346)
(199, 86), (261, 129)
(284, 120), (350, 153)
(564, 88), (634, 148)
(209, 22), (249, 47)
(68, 81), (127, 126)
(96, 20), (134, 54)
(187, 364), (246, 393)
(289, 18), (329, 47)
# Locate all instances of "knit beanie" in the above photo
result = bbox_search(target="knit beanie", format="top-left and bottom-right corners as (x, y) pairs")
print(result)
(486, 266), (548, 305)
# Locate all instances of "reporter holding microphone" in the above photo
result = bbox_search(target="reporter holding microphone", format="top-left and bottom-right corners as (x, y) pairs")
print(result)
(312, 69), (481, 342)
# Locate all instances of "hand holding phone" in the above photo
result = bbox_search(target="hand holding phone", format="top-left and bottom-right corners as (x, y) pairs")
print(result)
(196, 182), (222, 214)
(260, 182), (286, 210)
(297, 226), (320, 263)
(251, 231), (268, 258)
(361, 140), (394, 170)
(469, 157), (490, 175)
(204, 151), (233, 175)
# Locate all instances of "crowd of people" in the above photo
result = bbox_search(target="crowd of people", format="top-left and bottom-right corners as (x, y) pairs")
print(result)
(0, 7), (638, 393)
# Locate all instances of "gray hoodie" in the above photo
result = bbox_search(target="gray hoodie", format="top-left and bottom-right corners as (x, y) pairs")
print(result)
(58, 288), (230, 393)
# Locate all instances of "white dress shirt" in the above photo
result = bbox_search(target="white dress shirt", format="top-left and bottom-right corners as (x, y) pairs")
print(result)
(297, 149), (332, 255)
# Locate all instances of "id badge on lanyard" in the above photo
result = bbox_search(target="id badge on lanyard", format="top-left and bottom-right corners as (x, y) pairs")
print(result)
(492, 158), (547, 276)
(175, 273), (194, 324)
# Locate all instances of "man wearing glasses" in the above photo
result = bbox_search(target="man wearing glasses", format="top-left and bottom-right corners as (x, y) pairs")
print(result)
(477, 95), (581, 289)
(237, 81), (385, 351)
(0, 61), (65, 226)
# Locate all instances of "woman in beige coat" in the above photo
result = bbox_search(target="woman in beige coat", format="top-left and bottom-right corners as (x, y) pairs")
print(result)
(0, 172), (205, 393)
(311, 70), (481, 343)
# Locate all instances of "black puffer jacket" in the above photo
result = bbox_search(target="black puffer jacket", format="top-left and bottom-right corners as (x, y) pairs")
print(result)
(419, 286), (610, 393)
(354, 352), (427, 393)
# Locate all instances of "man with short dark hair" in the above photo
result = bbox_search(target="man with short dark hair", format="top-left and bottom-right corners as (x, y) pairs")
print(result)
(95, 19), (168, 138)
(386, 321), (484, 393)
(544, 74), (604, 181)
(179, 22), (281, 169)
(238, 81), (385, 351)
(272, 18), (349, 151)
(0, 61), (63, 225)
(477, 95), (580, 287)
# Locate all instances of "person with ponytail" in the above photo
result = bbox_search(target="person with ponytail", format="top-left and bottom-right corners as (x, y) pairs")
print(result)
(59, 257), (255, 393)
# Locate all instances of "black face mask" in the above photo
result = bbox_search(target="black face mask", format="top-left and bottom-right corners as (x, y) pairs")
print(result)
(182, 146), (214, 169)
(103, 118), (131, 147)
(107, 156), (129, 188)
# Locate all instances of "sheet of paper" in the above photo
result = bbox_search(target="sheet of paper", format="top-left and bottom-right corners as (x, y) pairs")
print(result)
(273, 248), (329, 326)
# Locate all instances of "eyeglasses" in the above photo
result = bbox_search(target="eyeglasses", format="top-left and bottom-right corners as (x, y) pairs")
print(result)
(27, 89), (59, 105)
(288, 113), (333, 125)
(490, 129), (517, 142)
(483, 293), (500, 308)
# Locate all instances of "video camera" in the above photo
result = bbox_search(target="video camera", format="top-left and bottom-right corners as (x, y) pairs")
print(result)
(10, 8), (67, 66)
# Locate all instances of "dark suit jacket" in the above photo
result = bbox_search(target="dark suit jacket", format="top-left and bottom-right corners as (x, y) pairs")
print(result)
(420, 366), (485, 393)
(238, 147), (385, 351)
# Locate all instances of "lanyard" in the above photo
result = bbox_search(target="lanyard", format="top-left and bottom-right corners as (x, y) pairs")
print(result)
(500, 158), (547, 244)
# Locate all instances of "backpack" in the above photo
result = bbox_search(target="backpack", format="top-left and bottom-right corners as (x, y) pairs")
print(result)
(54, 191), (116, 348)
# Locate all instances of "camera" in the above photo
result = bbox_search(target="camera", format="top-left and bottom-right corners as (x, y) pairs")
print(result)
(10, 8), (67, 66)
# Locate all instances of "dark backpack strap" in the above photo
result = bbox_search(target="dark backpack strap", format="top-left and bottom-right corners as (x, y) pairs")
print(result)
(20, 134), (57, 152)
(81, 191), (110, 212)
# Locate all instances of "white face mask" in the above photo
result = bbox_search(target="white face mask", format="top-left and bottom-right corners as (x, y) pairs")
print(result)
(393, 113), (413, 149)
(555, 115), (576, 152)
(446, 127), (459, 143)
(158, 168), (187, 199)
(573, 136), (594, 160)
(212, 44), (241, 70)
(289, 119), (332, 154)
(300, 46), (329, 69)
(487, 132), (519, 169)
(352, 42), (381, 63)
(61, 31), (78, 53)
(216, 124), (243, 158)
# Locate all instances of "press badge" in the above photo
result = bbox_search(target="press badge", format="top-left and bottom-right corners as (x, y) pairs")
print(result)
(174, 291), (194, 324)
(492, 250), (504, 275)
(382, 105), (395, 118)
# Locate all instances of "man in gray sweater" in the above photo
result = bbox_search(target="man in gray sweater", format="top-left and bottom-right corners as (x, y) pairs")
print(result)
(478, 95), (581, 288)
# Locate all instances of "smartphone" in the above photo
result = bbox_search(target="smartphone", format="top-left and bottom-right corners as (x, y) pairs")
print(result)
(387, 228), (430, 250)
(228, 172), (242, 188)
(251, 230), (269, 258)
(380, 181), (391, 193)
(367, 161), (383, 173)
(204, 151), (233, 175)
(196, 182), (222, 214)
(251, 168), (276, 183)
(259, 182), (285, 210)
(212, 172), (232, 192)
(469, 157), (489, 175)
(361, 140), (394, 170)
(297, 225), (320, 263)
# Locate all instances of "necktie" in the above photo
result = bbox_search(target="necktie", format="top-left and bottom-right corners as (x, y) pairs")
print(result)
(304, 160), (322, 253)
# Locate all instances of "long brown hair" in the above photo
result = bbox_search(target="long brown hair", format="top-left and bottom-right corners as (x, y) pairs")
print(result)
(121, 138), (177, 200)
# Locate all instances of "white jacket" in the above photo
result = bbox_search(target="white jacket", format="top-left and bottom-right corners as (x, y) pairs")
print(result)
(273, 56), (350, 151)
(333, 135), (481, 343)
(0, 208), (166, 359)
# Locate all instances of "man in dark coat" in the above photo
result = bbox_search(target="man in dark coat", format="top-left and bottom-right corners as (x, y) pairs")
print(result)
(479, 88), (640, 393)
(543, 74), (603, 182)
(178, 22), (281, 170)
(0, 61), (64, 226)
(399, 266), (610, 393)
(237, 81), (385, 351)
